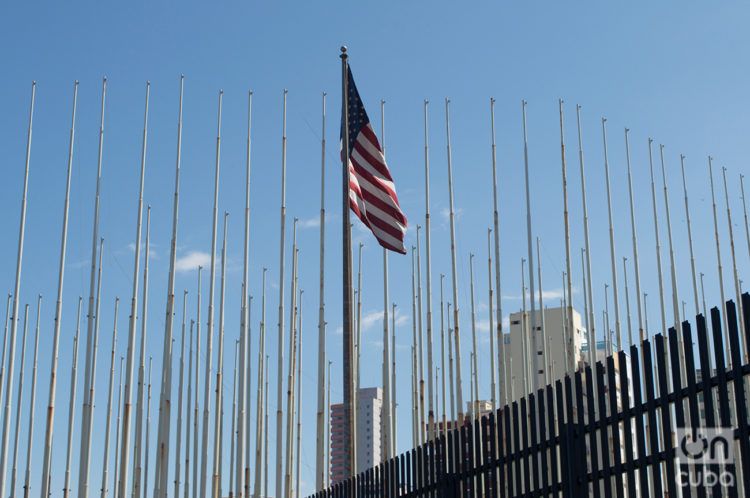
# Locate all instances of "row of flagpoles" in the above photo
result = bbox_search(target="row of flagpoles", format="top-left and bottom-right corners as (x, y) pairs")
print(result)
(0, 49), (749, 498)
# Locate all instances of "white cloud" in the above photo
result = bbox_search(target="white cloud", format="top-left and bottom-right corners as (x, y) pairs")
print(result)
(175, 251), (210, 273)
(297, 216), (320, 230)
(128, 242), (158, 260)
(502, 287), (576, 301)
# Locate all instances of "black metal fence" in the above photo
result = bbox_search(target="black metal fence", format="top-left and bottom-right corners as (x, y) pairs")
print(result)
(309, 295), (750, 498)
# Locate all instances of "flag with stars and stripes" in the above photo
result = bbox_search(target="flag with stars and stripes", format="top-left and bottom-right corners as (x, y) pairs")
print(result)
(342, 66), (408, 254)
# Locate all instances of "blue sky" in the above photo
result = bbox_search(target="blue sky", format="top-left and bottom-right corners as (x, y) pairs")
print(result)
(1, 1), (749, 496)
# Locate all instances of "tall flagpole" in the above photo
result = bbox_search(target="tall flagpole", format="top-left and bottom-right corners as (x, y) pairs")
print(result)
(575, 106), (596, 372)
(0, 294), (11, 437)
(700, 273), (707, 318)
(294, 293), (303, 498)
(199, 90), (224, 498)
(40, 81), (78, 498)
(144, 358), (153, 498)
(254, 270), (267, 498)
(100, 298), (120, 498)
(536, 238), (549, 385)
(415, 226), (425, 436)
(113, 358), (123, 498)
(708, 158), (730, 352)
(422, 99), (435, 442)
(136, 208), (152, 498)
(411, 247), (419, 445)
(741, 175), (750, 261)
(648, 139), (668, 338)
(380, 99), (393, 459)
(192, 268), (202, 498)
(444, 98), (464, 423)
(355, 243), (363, 394)
(489, 98), (504, 407)
(447, 302), (455, 424)
(10, 304), (30, 498)
(601, 118), (622, 351)
(77, 78), (105, 498)
(174, 291), (188, 498)
(184, 319), (194, 498)
(284, 222), (299, 497)
(580, 249), (590, 356)
(623, 258), (633, 348)
(558, 100), (574, 375)
(63, 298), (83, 498)
(236, 90), (252, 498)
(624, 128), (644, 342)
(439, 275), (447, 430)
(721, 167), (746, 356)
(340, 47), (357, 477)
(212, 212), (229, 498)
(391, 302), (397, 451)
(276, 88), (289, 497)
(127, 82), (151, 498)
(325, 359), (331, 488)
(152, 75), (185, 498)
(520, 259), (529, 396)
(315, 92), (327, 490)
(679, 155), (700, 317)
(521, 101), (539, 390)
(487, 231), (497, 412)
(658, 145), (681, 333)
(228, 341), (238, 498)
(469, 254), (479, 411)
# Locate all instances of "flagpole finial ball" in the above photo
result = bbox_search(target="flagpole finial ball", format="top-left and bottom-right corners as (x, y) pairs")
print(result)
(341, 45), (347, 53)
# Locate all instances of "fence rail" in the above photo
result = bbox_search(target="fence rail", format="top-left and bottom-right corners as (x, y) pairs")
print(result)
(310, 294), (750, 498)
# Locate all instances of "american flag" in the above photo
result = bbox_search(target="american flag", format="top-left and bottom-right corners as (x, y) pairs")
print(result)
(342, 66), (408, 254)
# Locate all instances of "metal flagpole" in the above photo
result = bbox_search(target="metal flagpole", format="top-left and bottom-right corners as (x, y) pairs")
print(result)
(581, 249), (590, 360)
(284, 223), (299, 497)
(721, 167), (746, 358)
(264, 356), (270, 496)
(487, 232), (497, 412)
(536, 238), (549, 385)
(315, 92), (327, 491)
(100, 298), (120, 498)
(276, 88), (289, 498)
(40, 81), (78, 498)
(380, 99), (392, 459)
(648, 139), (668, 338)
(63, 297), (83, 498)
(411, 247), (419, 445)
(416, 226), (425, 437)
(76, 79), (104, 498)
(391, 302), (397, 451)
(601, 118), (622, 352)
(423, 100), (435, 442)
(521, 259), (529, 396)
(113, 358), (124, 498)
(489, 98), (505, 410)
(174, 291), (188, 498)
(199, 90), (224, 498)
(658, 145), (681, 334)
(184, 319), (194, 498)
(0, 294), (11, 439)
(229, 341), (238, 498)
(411, 343), (417, 448)
(193, 268), (202, 498)
(237, 91), (252, 498)
(144, 358), (153, 498)
(340, 47), (357, 478)
(700, 273), (707, 318)
(152, 76), (185, 498)
(678, 154), (700, 317)
(708, 157), (730, 355)
(243, 293), (252, 498)
(741, 175), (750, 261)
(604, 284), (611, 355)
(558, 100), (574, 376)
(10, 303), (30, 498)
(325, 360), (331, 488)
(560, 275), (568, 374)
(644, 294), (649, 339)
(254, 269), (267, 498)
(624, 128), (644, 342)
(444, 98), (465, 423)
(134, 205), (152, 498)
(355, 243), (363, 394)
(294, 294), (303, 498)
(126, 82), (150, 498)
(623, 258), (633, 348)
(469, 254), (479, 411)
(521, 101), (539, 390)
(212, 212), (229, 498)
(440, 275), (447, 431)
(575, 106), (597, 375)
(447, 302), (455, 424)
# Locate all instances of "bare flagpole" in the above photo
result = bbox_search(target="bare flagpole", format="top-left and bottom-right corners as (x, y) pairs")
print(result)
(722, 166), (746, 357)
(623, 258), (633, 348)
(415, 226), (425, 436)
(678, 154), (700, 317)
(741, 175), (750, 261)
(10, 303), (30, 498)
(294, 293), (303, 498)
(440, 275), (447, 431)
(558, 100), (574, 375)
(648, 139), (668, 338)
(184, 319), (194, 498)
(174, 291), (188, 498)
(536, 239), (550, 385)
(422, 99), (436, 442)
(521, 259), (529, 396)
(127, 82), (151, 498)
(275, 88), (289, 498)
(254, 269), (268, 498)
(77, 79), (106, 498)
(325, 359), (331, 488)
(487, 232), (496, 412)
(444, 98), (465, 423)
(489, 98), (504, 407)
(0, 294), (11, 432)
(315, 92), (327, 490)
(193, 268), (203, 498)
(228, 341), (238, 498)
(391, 302), (398, 449)
(284, 222), (299, 497)
(144, 357), (153, 498)
(152, 75), (185, 498)
(469, 253), (479, 411)
(447, 302), (455, 424)
(199, 90), (224, 498)
(100, 298), (120, 498)
(355, 243), (363, 394)
(62, 297), (83, 498)
(601, 118), (622, 351)
(576, 106), (597, 373)
(411, 247), (419, 445)
(40, 81), (78, 498)
(236, 91), (252, 498)
(113, 359), (124, 498)
(708, 158), (730, 350)
(624, 128), (644, 342)
(212, 212), (229, 498)
(658, 145), (681, 334)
